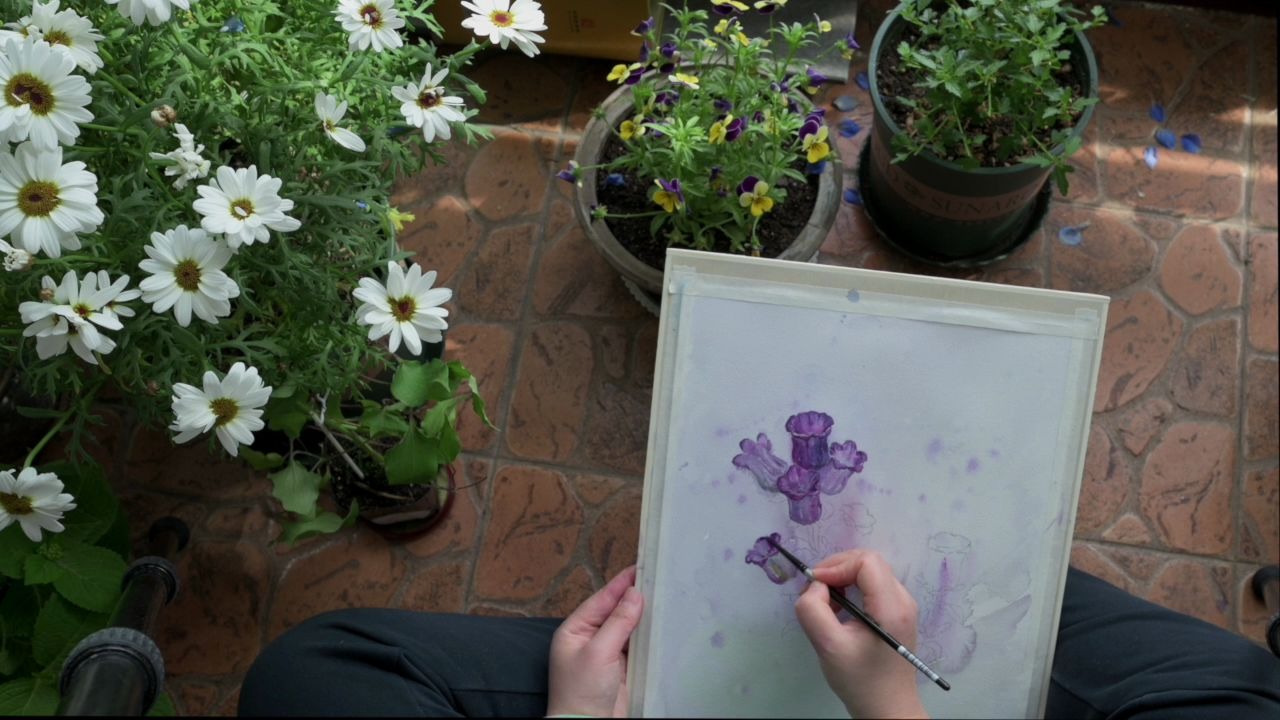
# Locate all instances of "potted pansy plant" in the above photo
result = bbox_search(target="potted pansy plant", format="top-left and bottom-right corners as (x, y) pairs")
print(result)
(558, 1), (847, 310)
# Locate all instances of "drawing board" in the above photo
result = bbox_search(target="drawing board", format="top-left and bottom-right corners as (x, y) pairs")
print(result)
(629, 250), (1109, 718)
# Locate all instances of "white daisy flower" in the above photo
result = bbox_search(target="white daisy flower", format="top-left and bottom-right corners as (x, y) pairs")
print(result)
(17, 270), (132, 364)
(192, 165), (301, 250)
(148, 123), (210, 190)
(139, 225), (240, 327)
(353, 261), (451, 356)
(169, 362), (272, 457)
(0, 141), (103, 258)
(0, 466), (76, 543)
(315, 92), (366, 153)
(0, 239), (34, 272)
(95, 269), (140, 319)
(0, 35), (94, 149)
(391, 65), (466, 143)
(0, 1), (105, 74)
(104, 0), (192, 27)
(334, 0), (405, 53)
(460, 0), (547, 58)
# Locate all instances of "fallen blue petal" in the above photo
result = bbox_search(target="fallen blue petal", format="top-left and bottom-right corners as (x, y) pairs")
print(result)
(1057, 224), (1087, 246)
(843, 188), (863, 206)
(1149, 103), (1165, 123)
(355, 200), (370, 211)
(1180, 133), (1202, 154)
(220, 16), (246, 33)
(1154, 128), (1176, 149)
(833, 95), (858, 112)
(605, 172), (626, 187)
(806, 162), (827, 175)
(1143, 146), (1159, 169)
(855, 72), (870, 91)
(1104, 5), (1123, 26)
(387, 126), (412, 138)
(837, 118), (862, 138)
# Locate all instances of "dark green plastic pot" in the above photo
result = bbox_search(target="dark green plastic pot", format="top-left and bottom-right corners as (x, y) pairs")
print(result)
(863, 6), (1099, 266)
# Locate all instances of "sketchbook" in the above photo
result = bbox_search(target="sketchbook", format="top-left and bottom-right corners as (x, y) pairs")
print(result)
(628, 250), (1108, 718)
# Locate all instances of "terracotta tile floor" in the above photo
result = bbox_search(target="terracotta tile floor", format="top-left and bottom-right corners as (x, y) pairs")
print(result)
(93, 2), (1277, 714)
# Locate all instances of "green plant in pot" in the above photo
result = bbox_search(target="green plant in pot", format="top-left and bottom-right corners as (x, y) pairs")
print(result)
(560, 2), (846, 311)
(862, 0), (1105, 266)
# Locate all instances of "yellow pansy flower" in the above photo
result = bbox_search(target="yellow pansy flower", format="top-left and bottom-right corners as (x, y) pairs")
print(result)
(620, 114), (646, 140)
(606, 63), (641, 85)
(818, 19), (833, 33)
(670, 72), (700, 89)
(387, 207), (416, 232)
(738, 178), (775, 217)
(709, 115), (732, 144)
(802, 125), (831, 163)
(714, 18), (732, 35)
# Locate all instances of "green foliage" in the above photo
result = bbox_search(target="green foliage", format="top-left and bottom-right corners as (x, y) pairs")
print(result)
(889, 0), (1106, 193)
(586, 3), (842, 254)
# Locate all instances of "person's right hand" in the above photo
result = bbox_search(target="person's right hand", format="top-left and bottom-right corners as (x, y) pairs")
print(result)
(794, 549), (929, 719)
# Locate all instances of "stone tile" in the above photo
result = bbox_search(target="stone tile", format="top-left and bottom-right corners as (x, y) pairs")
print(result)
(1240, 468), (1279, 564)
(394, 136), (478, 205)
(1048, 206), (1155, 293)
(1102, 512), (1154, 545)
(598, 325), (630, 381)
(473, 465), (583, 601)
(468, 605), (529, 618)
(1096, 543), (1164, 582)
(459, 223), (538, 321)
(404, 480), (481, 558)
(1159, 225), (1243, 315)
(1090, 10), (1196, 114)
(567, 60), (623, 131)
(982, 267), (1045, 289)
(127, 427), (270, 499)
(1247, 233), (1278, 352)
(1245, 358), (1279, 461)
(204, 502), (275, 543)
(470, 53), (570, 132)
(589, 488), (642, 581)
(573, 474), (627, 507)
(1144, 558), (1233, 629)
(1132, 212), (1181, 242)
(155, 541), (269, 675)
(1257, 20), (1278, 113)
(1069, 542), (1136, 593)
(1074, 426), (1132, 539)
(465, 131), (550, 222)
(1140, 422), (1235, 556)
(219, 688), (241, 717)
(400, 560), (469, 614)
(1175, 40), (1251, 155)
(1103, 146), (1246, 221)
(545, 197), (577, 242)
(171, 679), (220, 717)
(821, 200), (879, 262)
(1237, 564), (1276, 645)
(267, 528), (406, 639)
(580, 381), (650, 475)
(532, 225), (647, 318)
(1115, 397), (1174, 456)
(541, 566), (598, 618)
(506, 322), (593, 461)
(115, 490), (208, 559)
(1252, 125), (1278, 228)
(631, 319), (659, 390)
(1064, 121), (1101, 205)
(447, 323), (515, 452)
(1094, 291), (1183, 412)
(1170, 318), (1240, 417)
(395, 194), (482, 287)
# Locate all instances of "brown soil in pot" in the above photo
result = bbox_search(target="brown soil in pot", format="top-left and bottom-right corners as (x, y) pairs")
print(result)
(595, 134), (821, 274)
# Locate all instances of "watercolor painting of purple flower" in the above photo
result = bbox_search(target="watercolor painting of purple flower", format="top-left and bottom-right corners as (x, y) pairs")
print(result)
(744, 533), (796, 584)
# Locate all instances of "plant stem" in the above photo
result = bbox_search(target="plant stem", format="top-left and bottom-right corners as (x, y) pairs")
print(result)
(23, 409), (71, 469)
(311, 410), (366, 481)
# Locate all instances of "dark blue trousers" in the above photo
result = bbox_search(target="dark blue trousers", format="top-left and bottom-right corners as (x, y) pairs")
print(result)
(238, 568), (1280, 717)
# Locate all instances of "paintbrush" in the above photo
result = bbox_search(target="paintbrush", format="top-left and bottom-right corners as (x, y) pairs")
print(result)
(767, 536), (952, 692)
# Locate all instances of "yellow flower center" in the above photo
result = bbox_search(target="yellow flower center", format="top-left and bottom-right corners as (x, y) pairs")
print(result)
(72, 303), (92, 318)
(174, 259), (202, 291)
(44, 29), (72, 46)
(417, 89), (442, 109)
(360, 4), (382, 28)
(489, 10), (514, 27)
(18, 180), (60, 217)
(210, 398), (239, 426)
(230, 198), (254, 219)
(5, 72), (54, 114)
(0, 492), (33, 516)
(391, 296), (416, 322)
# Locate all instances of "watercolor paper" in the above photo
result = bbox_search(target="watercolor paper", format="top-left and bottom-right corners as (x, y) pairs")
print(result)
(629, 250), (1108, 718)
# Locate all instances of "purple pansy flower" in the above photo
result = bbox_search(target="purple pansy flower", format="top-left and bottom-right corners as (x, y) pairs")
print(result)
(737, 175), (764, 196)
(755, 0), (784, 14)
(732, 433), (788, 492)
(770, 80), (791, 94)
(555, 160), (580, 185)
(843, 31), (860, 51)
(786, 411), (834, 470)
(639, 43), (651, 63)
(625, 66), (646, 85)
(799, 117), (823, 143)
(631, 16), (654, 36)
(659, 60), (677, 74)
(714, 98), (734, 113)
(655, 90), (680, 106)
(660, 41), (677, 58)
(752, 110), (766, 124)
(746, 535), (793, 584)
(709, 165), (722, 180)
(724, 115), (747, 141)
(806, 67), (829, 87)
(777, 465), (823, 525)
(659, 177), (683, 199)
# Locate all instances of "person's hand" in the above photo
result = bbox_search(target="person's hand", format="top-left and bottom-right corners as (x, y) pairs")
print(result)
(794, 550), (929, 719)
(547, 565), (644, 718)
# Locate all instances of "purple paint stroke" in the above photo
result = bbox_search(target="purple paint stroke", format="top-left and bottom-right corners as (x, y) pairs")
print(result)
(777, 466), (823, 524)
(732, 433), (788, 492)
(966, 457), (981, 474)
(786, 411), (834, 469)
(736, 493), (748, 505)
(926, 438), (944, 462)
(722, 548), (734, 562)
(918, 493), (927, 503)
(710, 631), (726, 648)
(745, 533), (795, 583)
(914, 533), (978, 674)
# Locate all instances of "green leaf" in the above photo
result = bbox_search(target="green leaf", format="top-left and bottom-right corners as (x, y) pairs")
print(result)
(269, 463), (324, 516)
(0, 677), (59, 715)
(0, 526), (36, 579)
(49, 540), (126, 614)
(420, 397), (460, 438)
(384, 428), (439, 486)
(359, 402), (411, 438)
(277, 502), (359, 544)
(23, 554), (64, 586)
(97, 505), (132, 560)
(147, 690), (176, 716)
(391, 360), (450, 408)
(240, 446), (286, 471)
(57, 464), (119, 545)
(467, 376), (494, 428)
(263, 394), (311, 439)
(33, 594), (107, 668)
(438, 423), (462, 464)
(1, 585), (39, 639)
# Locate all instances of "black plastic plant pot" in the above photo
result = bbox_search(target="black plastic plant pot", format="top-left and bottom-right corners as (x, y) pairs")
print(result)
(863, 6), (1099, 266)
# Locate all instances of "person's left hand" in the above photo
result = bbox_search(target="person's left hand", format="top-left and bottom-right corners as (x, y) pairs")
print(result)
(546, 565), (644, 718)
